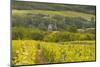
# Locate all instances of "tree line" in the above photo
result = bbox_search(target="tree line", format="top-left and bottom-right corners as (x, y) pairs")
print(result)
(12, 14), (95, 31)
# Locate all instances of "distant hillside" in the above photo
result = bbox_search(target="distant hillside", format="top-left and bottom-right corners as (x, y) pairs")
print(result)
(12, 0), (96, 31)
(12, 9), (94, 21)
(12, 0), (96, 15)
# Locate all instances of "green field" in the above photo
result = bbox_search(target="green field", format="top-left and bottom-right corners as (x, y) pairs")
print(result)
(12, 40), (95, 65)
(12, 9), (95, 21)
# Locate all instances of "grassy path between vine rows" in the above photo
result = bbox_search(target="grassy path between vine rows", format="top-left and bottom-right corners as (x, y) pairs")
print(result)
(35, 47), (48, 64)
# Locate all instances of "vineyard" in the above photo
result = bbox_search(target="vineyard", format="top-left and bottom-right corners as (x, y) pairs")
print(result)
(12, 40), (95, 65)
(12, 0), (96, 66)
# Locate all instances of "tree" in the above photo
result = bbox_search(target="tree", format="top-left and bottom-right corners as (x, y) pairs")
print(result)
(68, 25), (77, 32)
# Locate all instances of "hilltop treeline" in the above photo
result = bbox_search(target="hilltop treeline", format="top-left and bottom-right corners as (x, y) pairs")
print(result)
(12, 0), (96, 15)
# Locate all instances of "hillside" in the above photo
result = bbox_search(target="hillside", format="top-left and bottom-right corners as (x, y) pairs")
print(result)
(12, 9), (94, 21)
(12, 0), (96, 40)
